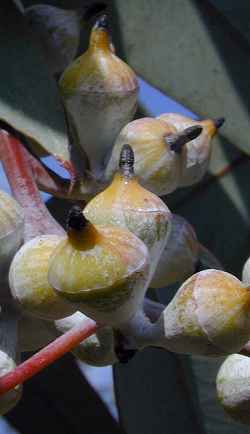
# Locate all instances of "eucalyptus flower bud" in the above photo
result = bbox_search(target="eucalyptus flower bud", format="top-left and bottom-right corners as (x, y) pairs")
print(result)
(157, 270), (250, 355)
(55, 312), (117, 366)
(242, 255), (250, 285)
(0, 190), (24, 289)
(123, 270), (250, 357)
(0, 351), (22, 414)
(48, 206), (149, 326)
(216, 354), (250, 424)
(0, 309), (22, 414)
(60, 15), (138, 178)
(105, 118), (202, 195)
(9, 235), (76, 321)
(158, 113), (224, 187)
(85, 144), (172, 282)
(55, 298), (165, 366)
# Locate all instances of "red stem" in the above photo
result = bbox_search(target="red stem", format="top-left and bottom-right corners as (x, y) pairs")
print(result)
(27, 152), (72, 199)
(0, 319), (98, 395)
(0, 130), (98, 393)
(0, 130), (64, 240)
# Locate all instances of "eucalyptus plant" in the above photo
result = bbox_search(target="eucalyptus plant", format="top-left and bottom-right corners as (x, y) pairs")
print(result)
(1, 1), (250, 430)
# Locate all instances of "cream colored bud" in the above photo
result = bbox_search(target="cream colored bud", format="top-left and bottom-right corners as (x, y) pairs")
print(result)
(105, 117), (181, 195)
(55, 312), (117, 366)
(0, 350), (22, 414)
(158, 113), (224, 187)
(60, 15), (138, 178)
(48, 207), (149, 326)
(242, 256), (250, 285)
(86, 144), (172, 285)
(216, 354), (250, 424)
(0, 190), (24, 289)
(9, 235), (76, 321)
(0, 309), (22, 415)
(158, 270), (250, 356)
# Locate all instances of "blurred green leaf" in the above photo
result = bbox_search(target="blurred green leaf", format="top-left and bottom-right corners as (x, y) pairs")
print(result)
(0, 1), (70, 164)
(112, 1), (250, 433)
(112, 0), (250, 156)
(209, 1), (250, 45)
(114, 345), (205, 434)
(22, 0), (90, 7)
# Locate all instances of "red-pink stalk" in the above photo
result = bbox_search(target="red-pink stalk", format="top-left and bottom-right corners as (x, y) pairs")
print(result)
(27, 152), (72, 199)
(0, 130), (98, 392)
(0, 319), (98, 395)
(0, 130), (64, 240)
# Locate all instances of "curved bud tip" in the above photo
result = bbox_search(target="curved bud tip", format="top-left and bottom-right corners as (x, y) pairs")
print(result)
(119, 144), (135, 175)
(67, 205), (87, 232)
(185, 125), (203, 141)
(213, 117), (225, 129)
(83, 3), (107, 22)
(166, 125), (203, 153)
(94, 13), (108, 30)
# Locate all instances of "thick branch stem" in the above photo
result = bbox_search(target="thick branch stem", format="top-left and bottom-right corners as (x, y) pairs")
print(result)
(0, 130), (64, 240)
(0, 131), (100, 394)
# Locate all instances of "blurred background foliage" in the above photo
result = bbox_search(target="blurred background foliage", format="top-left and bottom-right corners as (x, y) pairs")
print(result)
(2, 1), (250, 433)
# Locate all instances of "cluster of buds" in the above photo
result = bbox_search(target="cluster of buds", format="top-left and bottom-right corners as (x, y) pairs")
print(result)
(1, 4), (250, 427)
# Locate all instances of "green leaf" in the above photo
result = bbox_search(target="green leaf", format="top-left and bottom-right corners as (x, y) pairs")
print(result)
(114, 345), (204, 434)
(112, 2), (250, 433)
(21, 0), (87, 7)
(209, 1), (250, 46)
(0, 2), (70, 165)
(112, 0), (250, 156)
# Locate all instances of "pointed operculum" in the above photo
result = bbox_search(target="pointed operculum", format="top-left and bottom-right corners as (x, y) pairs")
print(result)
(59, 16), (138, 179)
(87, 13), (116, 55)
(66, 206), (99, 251)
(216, 354), (250, 424)
(48, 207), (149, 326)
(119, 143), (135, 178)
(158, 112), (224, 141)
(88, 14), (110, 52)
(105, 117), (181, 195)
(60, 17), (137, 94)
(158, 113), (224, 135)
(200, 117), (225, 138)
(157, 113), (223, 187)
(84, 151), (172, 281)
(164, 125), (203, 154)
(159, 270), (250, 356)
